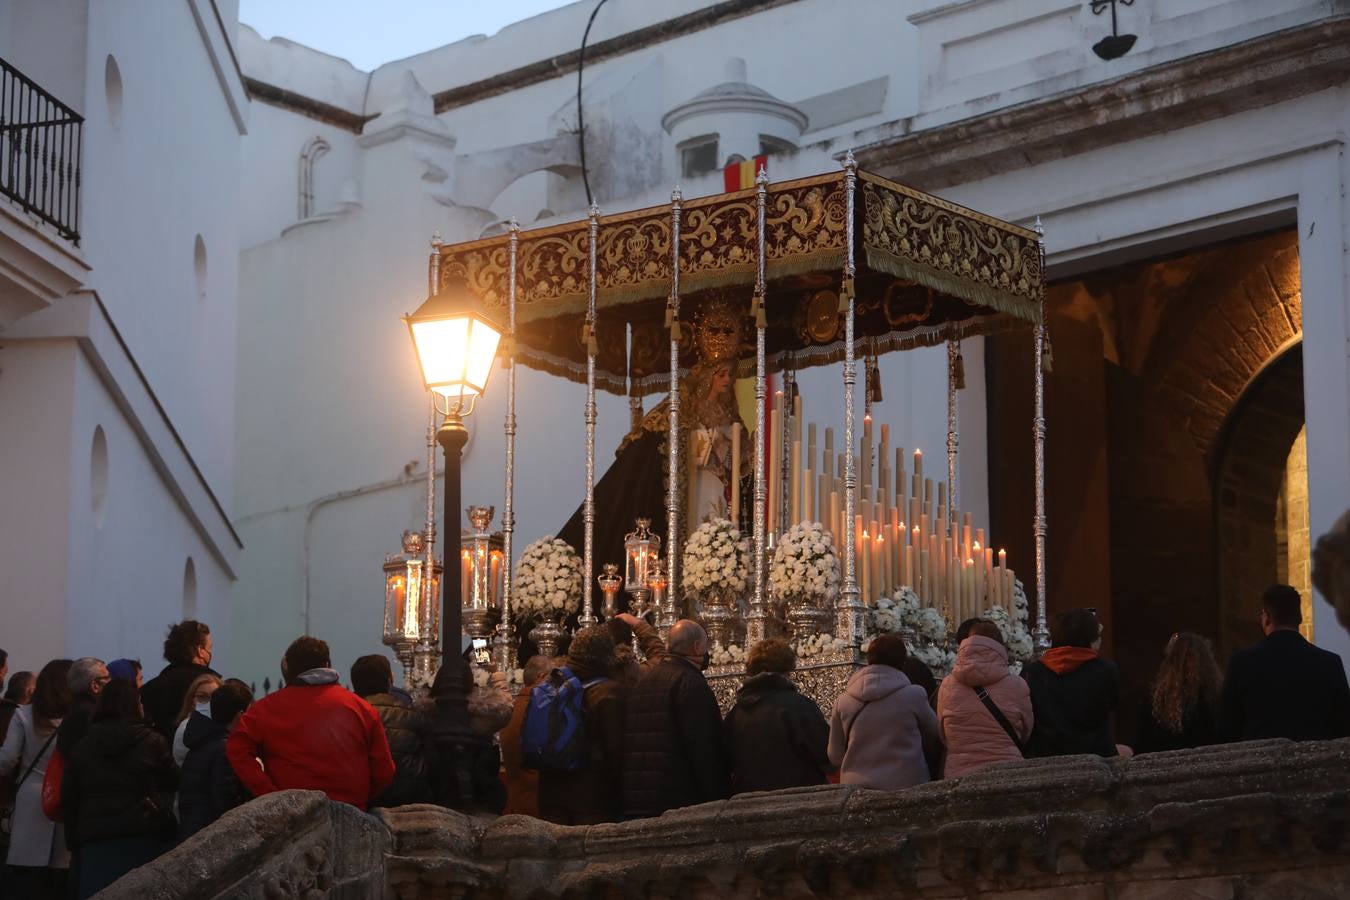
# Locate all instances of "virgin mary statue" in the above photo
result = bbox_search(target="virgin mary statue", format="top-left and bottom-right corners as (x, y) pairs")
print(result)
(556, 298), (752, 603)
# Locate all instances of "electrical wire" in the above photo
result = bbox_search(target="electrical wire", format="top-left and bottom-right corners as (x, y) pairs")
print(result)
(577, 0), (611, 207)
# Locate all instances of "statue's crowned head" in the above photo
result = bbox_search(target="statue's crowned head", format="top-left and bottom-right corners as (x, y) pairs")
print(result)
(692, 294), (747, 365)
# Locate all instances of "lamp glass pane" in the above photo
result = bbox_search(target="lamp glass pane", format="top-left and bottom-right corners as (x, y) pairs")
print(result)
(411, 316), (474, 395)
(463, 318), (502, 394)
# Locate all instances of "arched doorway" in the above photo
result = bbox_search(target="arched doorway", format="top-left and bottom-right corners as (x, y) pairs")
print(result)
(987, 228), (1305, 742)
(1213, 343), (1309, 657)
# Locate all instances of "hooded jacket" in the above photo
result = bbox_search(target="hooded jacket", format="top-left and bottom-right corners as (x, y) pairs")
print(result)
(177, 713), (248, 840)
(225, 669), (395, 810)
(1021, 647), (1119, 758)
(723, 673), (830, 794)
(936, 636), (1033, 777)
(61, 719), (178, 847)
(828, 665), (938, 791)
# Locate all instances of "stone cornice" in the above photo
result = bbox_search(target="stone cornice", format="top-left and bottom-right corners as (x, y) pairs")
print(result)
(244, 77), (370, 133)
(431, 0), (805, 114)
(854, 16), (1350, 190)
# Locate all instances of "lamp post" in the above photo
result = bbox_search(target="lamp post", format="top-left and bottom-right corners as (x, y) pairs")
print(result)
(404, 270), (502, 808)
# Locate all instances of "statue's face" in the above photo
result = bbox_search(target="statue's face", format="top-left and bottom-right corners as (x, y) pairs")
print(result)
(711, 365), (733, 396)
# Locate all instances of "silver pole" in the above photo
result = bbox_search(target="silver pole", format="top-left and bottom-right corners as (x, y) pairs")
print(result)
(747, 165), (769, 646)
(494, 219), (519, 672)
(946, 333), (960, 524)
(779, 368), (795, 538)
(662, 188), (683, 633)
(417, 233), (442, 689)
(1033, 216), (1050, 654)
(580, 203), (600, 628)
(838, 151), (865, 646)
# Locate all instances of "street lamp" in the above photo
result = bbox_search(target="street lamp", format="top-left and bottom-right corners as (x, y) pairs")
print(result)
(404, 270), (502, 808)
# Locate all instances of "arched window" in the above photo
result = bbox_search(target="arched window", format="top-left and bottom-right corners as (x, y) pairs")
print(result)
(298, 136), (331, 220)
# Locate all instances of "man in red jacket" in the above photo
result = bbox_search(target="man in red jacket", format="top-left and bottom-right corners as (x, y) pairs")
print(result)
(226, 637), (394, 810)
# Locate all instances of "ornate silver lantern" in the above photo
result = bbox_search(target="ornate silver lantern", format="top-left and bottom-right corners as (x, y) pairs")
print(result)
(598, 563), (623, 619)
(624, 518), (661, 614)
(462, 505), (504, 641)
(382, 531), (442, 690)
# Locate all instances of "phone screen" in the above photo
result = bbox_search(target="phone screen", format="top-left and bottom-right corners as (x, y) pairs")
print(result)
(471, 638), (490, 665)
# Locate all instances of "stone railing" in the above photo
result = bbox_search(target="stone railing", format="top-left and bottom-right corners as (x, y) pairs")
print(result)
(101, 738), (1350, 899)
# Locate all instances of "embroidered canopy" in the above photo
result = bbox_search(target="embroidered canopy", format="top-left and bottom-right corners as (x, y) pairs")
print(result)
(434, 170), (1044, 395)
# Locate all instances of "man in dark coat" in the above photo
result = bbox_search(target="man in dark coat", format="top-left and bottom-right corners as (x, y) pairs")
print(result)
(178, 680), (254, 841)
(538, 626), (627, 825)
(1220, 584), (1350, 742)
(350, 654), (433, 808)
(141, 620), (219, 742)
(1022, 609), (1120, 758)
(622, 620), (727, 819)
(723, 639), (830, 794)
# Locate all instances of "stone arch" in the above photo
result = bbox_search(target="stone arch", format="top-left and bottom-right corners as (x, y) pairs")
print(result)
(1213, 342), (1307, 656)
(1144, 232), (1301, 460)
(451, 135), (583, 213)
(298, 135), (331, 220)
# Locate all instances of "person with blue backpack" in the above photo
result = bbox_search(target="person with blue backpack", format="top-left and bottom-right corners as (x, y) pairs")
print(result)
(525, 626), (627, 825)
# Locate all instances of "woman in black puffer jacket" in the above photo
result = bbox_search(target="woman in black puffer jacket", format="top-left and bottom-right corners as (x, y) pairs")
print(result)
(178, 680), (254, 841)
(61, 679), (178, 899)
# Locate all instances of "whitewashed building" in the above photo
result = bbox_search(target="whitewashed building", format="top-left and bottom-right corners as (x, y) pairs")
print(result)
(0, 0), (245, 677)
(3, 1), (1348, 727)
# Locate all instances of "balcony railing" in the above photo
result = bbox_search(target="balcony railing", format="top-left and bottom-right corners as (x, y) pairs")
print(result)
(1, 58), (83, 244)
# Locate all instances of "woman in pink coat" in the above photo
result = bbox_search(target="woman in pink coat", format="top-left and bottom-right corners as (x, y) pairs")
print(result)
(936, 622), (1034, 778)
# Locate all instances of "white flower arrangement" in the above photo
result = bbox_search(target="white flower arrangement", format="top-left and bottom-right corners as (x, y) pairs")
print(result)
(683, 517), (749, 598)
(982, 599), (1034, 664)
(710, 643), (746, 667)
(910, 642), (956, 673)
(769, 522), (841, 603)
(794, 632), (849, 658)
(513, 536), (582, 619)
(873, 587), (947, 644)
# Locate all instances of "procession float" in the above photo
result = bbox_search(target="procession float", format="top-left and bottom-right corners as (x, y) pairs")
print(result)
(384, 154), (1049, 711)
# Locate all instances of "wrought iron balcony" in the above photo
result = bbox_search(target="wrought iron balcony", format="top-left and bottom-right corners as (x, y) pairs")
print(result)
(1, 58), (83, 244)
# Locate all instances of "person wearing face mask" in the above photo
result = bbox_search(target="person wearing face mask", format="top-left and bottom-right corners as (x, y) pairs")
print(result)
(177, 680), (253, 841)
(171, 674), (222, 766)
(621, 620), (727, 820)
(141, 621), (219, 743)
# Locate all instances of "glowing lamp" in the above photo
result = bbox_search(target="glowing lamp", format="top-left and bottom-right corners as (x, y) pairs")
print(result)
(404, 275), (502, 403)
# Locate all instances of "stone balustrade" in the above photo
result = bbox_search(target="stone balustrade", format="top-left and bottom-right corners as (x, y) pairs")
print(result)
(100, 737), (1350, 899)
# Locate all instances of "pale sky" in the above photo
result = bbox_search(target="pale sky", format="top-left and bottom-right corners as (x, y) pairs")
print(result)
(239, 0), (581, 71)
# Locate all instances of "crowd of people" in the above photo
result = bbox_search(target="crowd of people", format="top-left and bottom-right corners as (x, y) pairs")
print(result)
(1, 557), (1348, 897)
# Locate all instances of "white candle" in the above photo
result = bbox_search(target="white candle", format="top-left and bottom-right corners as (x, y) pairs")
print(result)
(818, 473), (829, 530)
(769, 399), (781, 533)
(731, 423), (741, 529)
(791, 439), (802, 525)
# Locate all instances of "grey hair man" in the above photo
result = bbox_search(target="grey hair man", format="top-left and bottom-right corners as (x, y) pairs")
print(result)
(57, 656), (110, 756)
(621, 620), (726, 819)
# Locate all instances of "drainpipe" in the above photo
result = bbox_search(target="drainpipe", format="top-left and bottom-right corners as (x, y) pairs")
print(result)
(299, 465), (440, 633)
